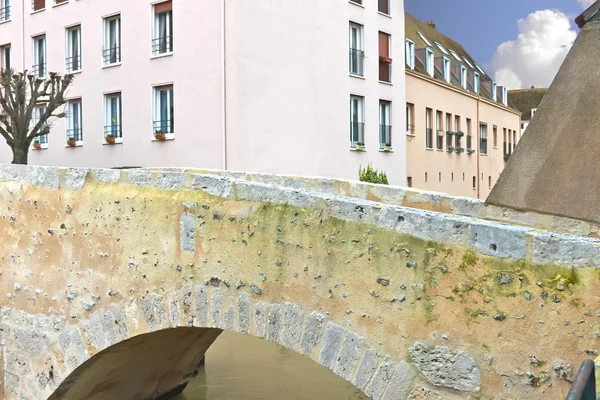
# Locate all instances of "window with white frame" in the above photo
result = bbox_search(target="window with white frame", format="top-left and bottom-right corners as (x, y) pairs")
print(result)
(103, 14), (121, 65)
(153, 1), (173, 56)
(479, 122), (487, 154)
(492, 81), (497, 101)
(406, 103), (414, 135)
(66, 99), (82, 143)
(463, 57), (474, 69)
(153, 85), (174, 136)
(379, 100), (391, 149)
(65, 25), (81, 73)
(435, 42), (448, 55)
(55, 0), (67, 5)
(33, 105), (48, 147)
(425, 48), (434, 77)
(449, 49), (462, 62)
(0, 0), (10, 21)
(32, 0), (44, 12)
(349, 22), (364, 76)
(417, 31), (432, 47)
(0, 44), (10, 70)
(501, 86), (508, 106)
(443, 57), (450, 83)
(460, 66), (467, 89)
(349, 95), (364, 148)
(104, 93), (122, 141)
(473, 72), (480, 94)
(405, 39), (415, 70)
(377, 0), (390, 15)
(32, 34), (46, 77)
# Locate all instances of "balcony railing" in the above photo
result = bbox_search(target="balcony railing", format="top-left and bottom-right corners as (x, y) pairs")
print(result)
(425, 128), (433, 149)
(67, 128), (82, 142)
(379, 125), (391, 149)
(103, 47), (121, 65)
(349, 48), (364, 76)
(31, 63), (46, 78)
(350, 122), (364, 148)
(104, 124), (122, 138)
(152, 36), (172, 55)
(0, 5), (10, 21)
(153, 119), (174, 134)
(66, 55), (81, 73)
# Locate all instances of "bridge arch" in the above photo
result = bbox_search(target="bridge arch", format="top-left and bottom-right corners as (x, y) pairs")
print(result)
(43, 289), (412, 400)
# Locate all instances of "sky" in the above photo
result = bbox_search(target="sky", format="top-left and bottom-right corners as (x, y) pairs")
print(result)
(405, 0), (594, 89)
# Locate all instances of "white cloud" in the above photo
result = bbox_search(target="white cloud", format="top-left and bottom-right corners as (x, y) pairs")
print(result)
(490, 10), (577, 90)
(578, 0), (596, 9)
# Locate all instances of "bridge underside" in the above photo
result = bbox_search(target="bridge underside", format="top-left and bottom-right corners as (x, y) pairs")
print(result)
(49, 328), (222, 400)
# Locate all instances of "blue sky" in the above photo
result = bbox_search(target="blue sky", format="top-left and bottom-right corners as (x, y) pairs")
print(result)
(405, 0), (589, 88)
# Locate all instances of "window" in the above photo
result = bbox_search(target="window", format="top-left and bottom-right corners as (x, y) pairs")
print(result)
(425, 48), (434, 77)
(463, 57), (474, 69)
(475, 64), (486, 76)
(436, 111), (443, 150)
(460, 66), (467, 89)
(531, 108), (537, 117)
(350, 0), (362, 5)
(378, 0), (390, 15)
(472, 176), (476, 190)
(349, 23), (364, 76)
(104, 93), (122, 142)
(0, 44), (10, 69)
(473, 72), (480, 94)
(103, 15), (121, 65)
(350, 96), (364, 148)
(435, 42), (448, 55)
(33, 105), (48, 147)
(488, 176), (492, 189)
(455, 115), (462, 149)
(0, 0), (10, 21)
(493, 125), (497, 148)
(449, 49), (462, 62)
(407, 177), (412, 188)
(153, 1), (173, 55)
(406, 103), (414, 135)
(439, 172), (441, 182)
(513, 130), (517, 151)
(445, 113), (452, 150)
(154, 85), (174, 137)
(492, 81), (497, 101)
(501, 86), (508, 106)
(32, 0), (44, 12)
(443, 57), (450, 83)
(405, 39), (415, 70)
(479, 122), (487, 154)
(378, 31), (391, 83)
(379, 100), (391, 149)
(55, 0), (67, 5)
(466, 118), (472, 150)
(425, 108), (433, 148)
(417, 31), (432, 47)
(425, 172), (428, 183)
(32, 34), (46, 78)
(66, 99), (82, 144)
(503, 128), (508, 155)
(65, 25), (81, 73)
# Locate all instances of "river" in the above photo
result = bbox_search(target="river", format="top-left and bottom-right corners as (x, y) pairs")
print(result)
(174, 331), (370, 400)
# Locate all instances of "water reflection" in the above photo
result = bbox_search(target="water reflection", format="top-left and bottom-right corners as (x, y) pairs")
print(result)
(175, 331), (370, 400)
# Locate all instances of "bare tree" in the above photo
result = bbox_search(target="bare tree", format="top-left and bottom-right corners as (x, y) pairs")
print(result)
(0, 69), (73, 164)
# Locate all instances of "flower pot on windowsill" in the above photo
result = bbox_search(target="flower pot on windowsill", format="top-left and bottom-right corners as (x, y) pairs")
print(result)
(456, 131), (465, 137)
(437, 130), (445, 137)
(383, 143), (393, 152)
(355, 142), (366, 151)
(33, 140), (41, 150)
(67, 138), (77, 147)
(154, 130), (167, 141)
(447, 146), (456, 152)
(106, 135), (116, 144)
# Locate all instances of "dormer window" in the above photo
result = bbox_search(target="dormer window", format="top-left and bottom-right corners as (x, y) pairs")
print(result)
(425, 48), (434, 77)
(500, 86), (508, 106)
(417, 31), (432, 47)
(405, 39), (415, 70)
(473, 72), (480, 94)
(531, 108), (537, 117)
(463, 57), (474, 69)
(443, 57), (450, 83)
(475, 64), (486, 76)
(492, 81), (497, 101)
(449, 49), (462, 62)
(460, 66), (467, 89)
(435, 41), (449, 55)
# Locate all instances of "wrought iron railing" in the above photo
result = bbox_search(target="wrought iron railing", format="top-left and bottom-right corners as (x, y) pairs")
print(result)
(349, 48), (364, 76)
(153, 119), (173, 134)
(152, 36), (172, 55)
(425, 128), (433, 149)
(32, 63), (46, 78)
(67, 128), (82, 142)
(103, 47), (121, 64)
(0, 5), (10, 21)
(379, 125), (391, 149)
(104, 124), (122, 138)
(350, 122), (364, 148)
(66, 55), (81, 73)
(566, 360), (596, 399)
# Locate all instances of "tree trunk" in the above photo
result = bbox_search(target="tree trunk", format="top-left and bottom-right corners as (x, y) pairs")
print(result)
(11, 144), (29, 165)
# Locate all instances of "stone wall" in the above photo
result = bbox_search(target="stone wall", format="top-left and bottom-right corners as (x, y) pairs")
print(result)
(0, 164), (599, 399)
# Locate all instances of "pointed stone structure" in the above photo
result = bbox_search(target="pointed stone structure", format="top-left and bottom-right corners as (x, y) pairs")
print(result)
(487, 2), (600, 222)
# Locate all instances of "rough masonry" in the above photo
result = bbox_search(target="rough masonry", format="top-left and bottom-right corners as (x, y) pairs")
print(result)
(1, 164), (599, 399)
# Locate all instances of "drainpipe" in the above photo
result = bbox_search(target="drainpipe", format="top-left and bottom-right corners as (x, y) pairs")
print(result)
(476, 96), (481, 199)
(220, 0), (228, 170)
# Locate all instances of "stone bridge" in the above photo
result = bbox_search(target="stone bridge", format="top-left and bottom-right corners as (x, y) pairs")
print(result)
(1, 164), (600, 400)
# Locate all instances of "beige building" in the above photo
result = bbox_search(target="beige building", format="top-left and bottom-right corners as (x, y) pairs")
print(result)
(404, 14), (521, 199)
(508, 88), (548, 136)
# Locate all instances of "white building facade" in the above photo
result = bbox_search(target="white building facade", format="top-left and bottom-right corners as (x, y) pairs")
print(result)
(0, 0), (407, 185)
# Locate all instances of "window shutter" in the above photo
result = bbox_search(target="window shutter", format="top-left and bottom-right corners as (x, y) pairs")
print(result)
(378, 32), (389, 58)
(154, 1), (172, 14)
(33, 0), (45, 11)
(55, 0), (68, 4)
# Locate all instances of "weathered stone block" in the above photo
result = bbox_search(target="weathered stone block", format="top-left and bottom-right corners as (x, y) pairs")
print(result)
(94, 168), (121, 183)
(195, 285), (208, 327)
(210, 287), (222, 328)
(299, 311), (326, 357)
(235, 181), (319, 208)
(191, 174), (232, 198)
(128, 169), (153, 187)
(31, 166), (60, 189)
(179, 212), (196, 253)
(237, 292), (251, 334)
(532, 232), (600, 267)
(469, 221), (529, 259)
(65, 168), (88, 190)
(353, 348), (378, 390)
(254, 302), (268, 339)
(450, 197), (485, 217)
(155, 171), (186, 190)
(266, 303), (283, 344)
(318, 322), (345, 370)
(332, 331), (365, 381)
(168, 291), (182, 327)
(281, 302), (304, 351)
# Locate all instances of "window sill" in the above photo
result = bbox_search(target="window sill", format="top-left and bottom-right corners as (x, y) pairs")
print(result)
(349, 73), (365, 80)
(479, 153), (488, 156)
(379, 148), (393, 153)
(379, 80), (393, 86)
(151, 52), (174, 60)
(32, 144), (48, 150)
(30, 9), (46, 15)
(103, 138), (123, 145)
(378, 11), (392, 18)
(52, 2), (69, 8)
(152, 135), (175, 142)
(102, 62), (122, 69)
(436, 149), (444, 152)
(65, 142), (83, 148)
(350, 147), (366, 152)
(425, 147), (434, 151)
(349, 1), (364, 8)
(67, 69), (82, 75)
(0, 19), (11, 25)
(406, 133), (416, 137)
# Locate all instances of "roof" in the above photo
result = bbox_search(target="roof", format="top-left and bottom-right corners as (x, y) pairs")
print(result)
(405, 13), (515, 111)
(507, 88), (548, 121)
(576, 0), (600, 28)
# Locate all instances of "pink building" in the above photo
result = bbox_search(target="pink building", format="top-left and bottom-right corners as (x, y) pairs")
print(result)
(0, 0), (408, 185)
(404, 14), (521, 199)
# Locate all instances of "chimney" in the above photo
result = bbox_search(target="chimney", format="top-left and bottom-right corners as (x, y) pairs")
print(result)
(426, 20), (436, 29)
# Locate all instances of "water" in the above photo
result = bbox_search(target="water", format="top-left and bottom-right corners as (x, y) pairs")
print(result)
(174, 331), (370, 400)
